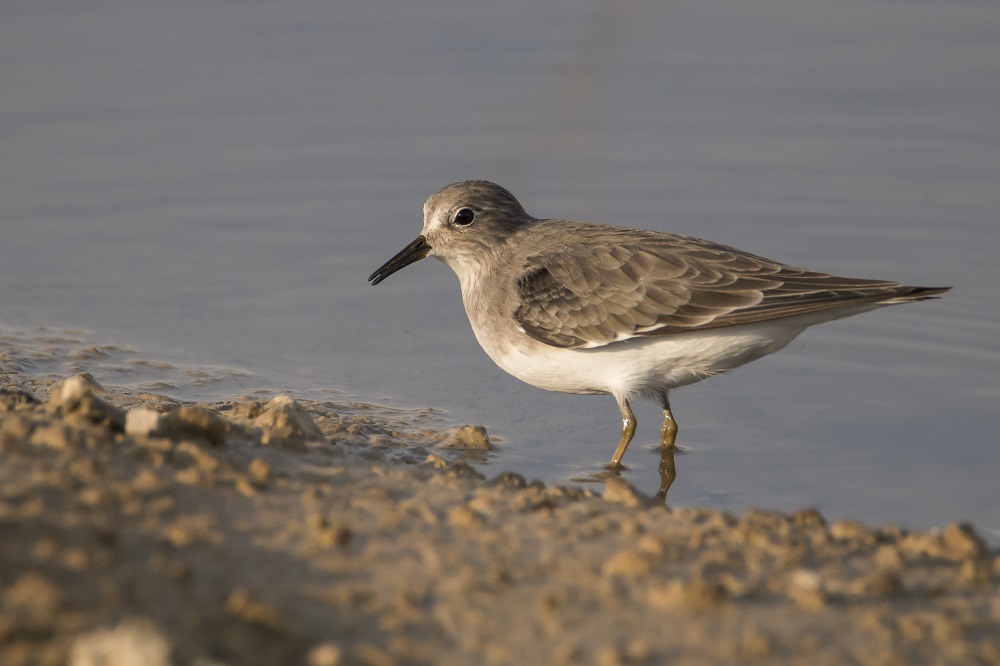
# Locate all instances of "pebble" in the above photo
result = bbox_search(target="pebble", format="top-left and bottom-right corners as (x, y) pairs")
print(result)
(48, 375), (125, 431)
(307, 642), (343, 666)
(124, 408), (163, 438)
(160, 406), (228, 447)
(232, 395), (324, 450)
(69, 619), (172, 666)
(788, 569), (827, 611)
(438, 425), (492, 450)
(601, 477), (647, 508)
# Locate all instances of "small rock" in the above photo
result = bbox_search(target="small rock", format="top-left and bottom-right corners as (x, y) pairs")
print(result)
(69, 618), (171, 666)
(488, 471), (527, 489)
(49, 374), (105, 406)
(62, 547), (90, 572)
(602, 477), (648, 508)
(959, 557), (993, 586)
(232, 396), (324, 450)
(125, 408), (163, 438)
(829, 520), (874, 545)
(511, 487), (555, 513)
(47, 375), (87, 407)
(438, 424), (493, 450)
(160, 405), (228, 447)
(446, 460), (485, 479)
(307, 643), (343, 666)
(424, 453), (449, 469)
(874, 545), (904, 572)
(788, 569), (826, 611)
(49, 375), (125, 431)
(790, 507), (827, 529)
(941, 522), (988, 561)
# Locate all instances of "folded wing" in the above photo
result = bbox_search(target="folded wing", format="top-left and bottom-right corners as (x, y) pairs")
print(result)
(513, 232), (944, 349)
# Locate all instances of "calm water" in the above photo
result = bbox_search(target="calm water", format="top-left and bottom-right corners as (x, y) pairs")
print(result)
(2, 1), (998, 537)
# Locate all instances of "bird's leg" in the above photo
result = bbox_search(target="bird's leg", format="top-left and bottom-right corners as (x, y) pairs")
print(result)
(660, 394), (678, 450)
(608, 397), (636, 470)
(656, 394), (678, 499)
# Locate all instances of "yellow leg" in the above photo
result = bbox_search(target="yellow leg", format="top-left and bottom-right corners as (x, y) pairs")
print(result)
(608, 398), (636, 470)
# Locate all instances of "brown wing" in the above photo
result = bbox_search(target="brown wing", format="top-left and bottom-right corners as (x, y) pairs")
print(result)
(513, 231), (942, 349)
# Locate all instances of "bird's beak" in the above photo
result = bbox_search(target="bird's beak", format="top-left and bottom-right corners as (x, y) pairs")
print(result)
(368, 235), (431, 285)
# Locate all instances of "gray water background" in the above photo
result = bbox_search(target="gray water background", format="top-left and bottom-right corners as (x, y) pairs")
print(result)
(2, 1), (998, 537)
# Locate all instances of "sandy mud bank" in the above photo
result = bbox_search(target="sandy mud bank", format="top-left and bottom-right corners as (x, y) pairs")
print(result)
(0, 372), (997, 665)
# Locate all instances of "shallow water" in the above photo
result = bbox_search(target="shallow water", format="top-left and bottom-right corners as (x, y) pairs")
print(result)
(3, 1), (998, 537)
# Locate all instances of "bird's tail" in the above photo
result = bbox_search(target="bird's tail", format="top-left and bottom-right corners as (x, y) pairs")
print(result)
(879, 285), (952, 304)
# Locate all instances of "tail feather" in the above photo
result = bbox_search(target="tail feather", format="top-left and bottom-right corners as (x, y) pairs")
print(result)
(879, 285), (951, 304)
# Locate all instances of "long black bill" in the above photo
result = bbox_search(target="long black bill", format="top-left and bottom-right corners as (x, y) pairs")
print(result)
(368, 235), (430, 285)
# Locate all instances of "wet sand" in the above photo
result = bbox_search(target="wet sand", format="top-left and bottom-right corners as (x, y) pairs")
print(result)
(1, 370), (997, 666)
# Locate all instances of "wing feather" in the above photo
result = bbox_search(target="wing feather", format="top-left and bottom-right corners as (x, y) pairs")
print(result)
(512, 226), (933, 349)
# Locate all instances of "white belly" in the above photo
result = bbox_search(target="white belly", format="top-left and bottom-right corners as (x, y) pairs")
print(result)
(486, 320), (807, 399)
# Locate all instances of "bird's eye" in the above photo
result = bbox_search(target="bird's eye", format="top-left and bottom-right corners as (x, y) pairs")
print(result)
(453, 208), (475, 226)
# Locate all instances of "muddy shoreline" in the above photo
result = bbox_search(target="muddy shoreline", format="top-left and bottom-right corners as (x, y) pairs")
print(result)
(1, 370), (997, 665)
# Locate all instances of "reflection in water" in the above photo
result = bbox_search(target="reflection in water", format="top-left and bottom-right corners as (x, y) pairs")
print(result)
(656, 443), (677, 500)
(573, 443), (679, 504)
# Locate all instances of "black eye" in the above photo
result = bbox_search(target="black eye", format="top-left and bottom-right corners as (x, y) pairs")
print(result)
(453, 208), (475, 226)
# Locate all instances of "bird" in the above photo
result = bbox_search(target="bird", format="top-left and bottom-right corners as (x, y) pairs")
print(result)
(368, 180), (949, 480)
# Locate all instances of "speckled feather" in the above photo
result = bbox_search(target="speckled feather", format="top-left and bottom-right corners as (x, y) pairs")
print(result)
(510, 221), (942, 349)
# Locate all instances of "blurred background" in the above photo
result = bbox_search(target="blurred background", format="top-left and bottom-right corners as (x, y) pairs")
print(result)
(2, 0), (998, 537)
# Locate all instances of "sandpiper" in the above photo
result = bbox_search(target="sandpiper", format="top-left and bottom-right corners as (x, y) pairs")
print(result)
(369, 181), (948, 477)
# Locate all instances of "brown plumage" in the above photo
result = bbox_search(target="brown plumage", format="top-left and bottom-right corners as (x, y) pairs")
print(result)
(512, 221), (948, 348)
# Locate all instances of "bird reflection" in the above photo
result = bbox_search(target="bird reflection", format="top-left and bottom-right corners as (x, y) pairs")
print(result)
(573, 442), (678, 504)
(655, 442), (677, 500)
